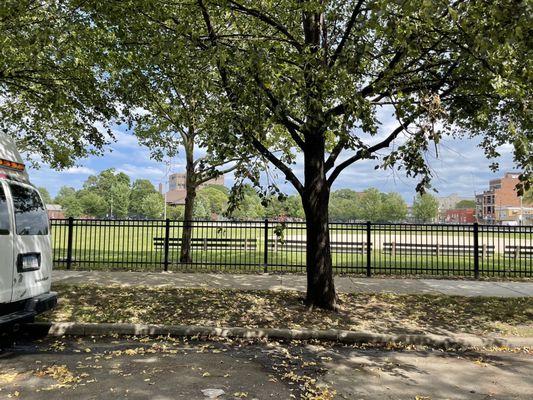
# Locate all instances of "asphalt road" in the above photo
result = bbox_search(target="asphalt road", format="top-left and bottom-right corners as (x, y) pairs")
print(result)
(0, 335), (532, 399)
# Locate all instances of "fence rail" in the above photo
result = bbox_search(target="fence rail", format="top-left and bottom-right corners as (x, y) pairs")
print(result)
(50, 218), (533, 277)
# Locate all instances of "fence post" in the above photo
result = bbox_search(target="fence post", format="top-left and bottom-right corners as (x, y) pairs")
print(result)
(163, 218), (171, 272)
(263, 219), (269, 273)
(66, 217), (74, 270)
(473, 222), (479, 279)
(366, 221), (371, 277)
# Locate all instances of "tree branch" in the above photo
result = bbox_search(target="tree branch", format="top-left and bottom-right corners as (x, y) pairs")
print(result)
(326, 116), (416, 186)
(329, 0), (365, 66)
(197, 0), (304, 195)
(252, 72), (305, 149)
(197, 162), (239, 185)
(324, 138), (348, 172)
(327, 81), (458, 186)
(227, 0), (302, 51)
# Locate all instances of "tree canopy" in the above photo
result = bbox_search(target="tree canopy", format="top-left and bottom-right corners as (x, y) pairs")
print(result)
(55, 169), (164, 219)
(80, 0), (532, 192)
(412, 193), (439, 222)
(455, 200), (476, 209)
(0, 0), (118, 168)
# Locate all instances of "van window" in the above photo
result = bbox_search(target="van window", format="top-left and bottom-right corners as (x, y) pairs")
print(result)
(9, 184), (49, 235)
(0, 184), (10, 235)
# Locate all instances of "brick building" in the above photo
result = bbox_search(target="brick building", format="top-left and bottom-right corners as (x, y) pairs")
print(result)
(46, 204), (65, 219)
(444, 208), (475, 224)
(164, 173), (225, 205)
(475, 172), (529, 224)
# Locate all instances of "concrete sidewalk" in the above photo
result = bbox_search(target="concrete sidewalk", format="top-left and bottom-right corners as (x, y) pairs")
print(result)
(52, 270), (533, 297)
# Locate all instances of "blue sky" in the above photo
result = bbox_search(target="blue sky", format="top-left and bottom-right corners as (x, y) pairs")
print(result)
(28, 121), (518, 205)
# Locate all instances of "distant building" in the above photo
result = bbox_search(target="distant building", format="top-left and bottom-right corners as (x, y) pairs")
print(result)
(437, 193), (472, 212)
(164, 173), (225, 205)
(476, 172), (530, 224)
(444, 208), (476, 224)
(495, 206), (533, 226)
(46, 204), (65, 219)
(436, 194), (472, 223)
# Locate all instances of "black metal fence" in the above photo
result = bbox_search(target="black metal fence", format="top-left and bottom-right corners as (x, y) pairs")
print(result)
(50, 218), (533, 277)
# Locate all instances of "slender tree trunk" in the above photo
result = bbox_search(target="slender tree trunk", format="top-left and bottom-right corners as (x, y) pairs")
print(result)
(302, 134), (336, 310)
(179, 185), (196, 263)
(180, 139), (196, 263)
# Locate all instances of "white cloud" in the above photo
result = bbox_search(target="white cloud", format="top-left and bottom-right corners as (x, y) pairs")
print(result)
(116, 164), (166, 181)
(64, 166), (96, 175)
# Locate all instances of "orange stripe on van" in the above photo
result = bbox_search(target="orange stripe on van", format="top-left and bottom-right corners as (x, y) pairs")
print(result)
(0, 158), (25, 171)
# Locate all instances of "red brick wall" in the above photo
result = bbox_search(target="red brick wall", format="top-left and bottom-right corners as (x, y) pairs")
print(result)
(445, 209), (475, 223)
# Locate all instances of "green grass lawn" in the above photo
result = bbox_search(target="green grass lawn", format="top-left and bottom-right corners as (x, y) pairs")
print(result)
(52, 246), (533, 277)
(50, 222), (532, 277)
(42, 284), (533, 338)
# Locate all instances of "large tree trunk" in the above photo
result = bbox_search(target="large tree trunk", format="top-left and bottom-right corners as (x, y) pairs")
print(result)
(302, 135), (336, 310)
(180, 141), (196, 263)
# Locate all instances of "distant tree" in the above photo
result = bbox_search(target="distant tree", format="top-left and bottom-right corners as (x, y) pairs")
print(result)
(167, 205), (184, 220)
(129, 179), (159, 216)
(265, 194), (306, 220)
(205, 185), (230, 195)
(330, 190), (360, 221)
(285, 195), (305, 220)
(55, 186), (77, 205)
(78, 191), (107, 217)
(37, 187), (52, 205)
(357, 189), (384, 222)
(381, 193), (408, 222)
(413, 194), (439, 222)
(455, 200), (476, 209)
(193, 195), (211, 219)
(198, 186), (229, 216)
(61, 196), (83, 218)
(264, 196), (286, 219)
(139, 193), (165, 219)
(230, 186), (264, 220)
(83, 169), (131, 218)
(55, 186), (82, 217)
(109, 183), (130, 218)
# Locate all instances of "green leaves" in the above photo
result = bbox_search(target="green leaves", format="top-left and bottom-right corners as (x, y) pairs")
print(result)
(412, 193), (439, 223)
(0, 1), (119, 168)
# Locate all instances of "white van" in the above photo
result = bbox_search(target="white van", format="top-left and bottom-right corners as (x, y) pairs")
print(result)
(0, 134), (57, 331)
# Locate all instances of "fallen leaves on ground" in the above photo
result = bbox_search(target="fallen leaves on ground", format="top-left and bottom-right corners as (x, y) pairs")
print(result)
(42, 284), (533, 337)
(0, 373), (18, 384)
(34, 365), (82, 389)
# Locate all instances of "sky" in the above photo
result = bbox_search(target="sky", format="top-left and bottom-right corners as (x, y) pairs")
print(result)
(27, 119), (518, 205)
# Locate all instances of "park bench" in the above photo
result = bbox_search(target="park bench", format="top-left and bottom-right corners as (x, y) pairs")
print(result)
(269, 238), (371, 253)
(153, 237), (257, 251)
(382, 242), (495, 258)
(503, 245), (533, 259)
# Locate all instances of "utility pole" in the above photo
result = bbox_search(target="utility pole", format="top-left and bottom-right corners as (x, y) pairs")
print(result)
(519, 195), (523, 226)
(162, 159), (172, 220)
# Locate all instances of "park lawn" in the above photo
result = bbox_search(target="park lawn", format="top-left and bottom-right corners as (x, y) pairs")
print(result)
(42, 284), (533, 338)
(50, 221), (532, 277)
(52, 249), (532, 277)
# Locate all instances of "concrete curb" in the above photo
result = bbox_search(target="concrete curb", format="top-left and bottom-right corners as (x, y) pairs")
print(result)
(24, 322), (532, 349)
